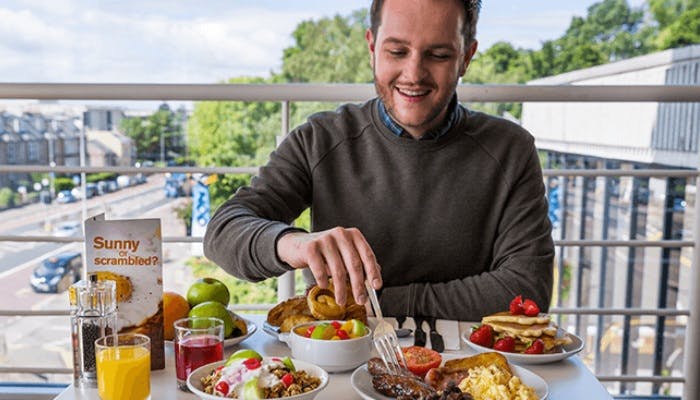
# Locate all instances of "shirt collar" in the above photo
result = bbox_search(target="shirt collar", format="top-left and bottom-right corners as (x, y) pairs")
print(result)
(378, 95), (460, 141)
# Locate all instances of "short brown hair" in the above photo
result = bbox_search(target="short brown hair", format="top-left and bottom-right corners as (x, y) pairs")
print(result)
(369, 0), (482, 46)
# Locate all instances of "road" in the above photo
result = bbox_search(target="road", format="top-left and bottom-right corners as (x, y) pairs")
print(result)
(0, 175), (196, 384)
(0, 175), (172, 273)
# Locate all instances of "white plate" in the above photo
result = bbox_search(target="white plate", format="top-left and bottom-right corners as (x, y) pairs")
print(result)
(166, 315), (257, 348)
(350, 359), (548, 400)
(187, 358), (329, 400)
(462, 328), (584, 365)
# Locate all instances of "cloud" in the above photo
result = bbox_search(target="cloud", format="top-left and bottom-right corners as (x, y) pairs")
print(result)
(0, 3), (336, 83)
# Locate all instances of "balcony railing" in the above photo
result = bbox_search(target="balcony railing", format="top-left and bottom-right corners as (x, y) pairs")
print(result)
(0, 82), (699, 399)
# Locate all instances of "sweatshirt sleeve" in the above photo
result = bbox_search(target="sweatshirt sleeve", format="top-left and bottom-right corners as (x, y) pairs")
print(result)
(379, 143), (554, 321)
(203, 130), (312, 281)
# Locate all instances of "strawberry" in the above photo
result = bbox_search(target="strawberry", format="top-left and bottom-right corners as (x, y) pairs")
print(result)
(524, 339), (545, 354)
(214, 381), (229, 395)
(281, 372), (295, 387)
(509, 295), (524, 315)
(493, 336), (516, 353)
(469, 324), (494, 348)
(522, 299), (540, 317)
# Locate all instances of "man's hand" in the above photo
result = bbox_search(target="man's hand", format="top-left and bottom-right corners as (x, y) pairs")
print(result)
(276, 227), (383, 306)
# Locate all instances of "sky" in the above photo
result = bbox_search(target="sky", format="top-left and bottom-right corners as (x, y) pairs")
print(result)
(0, 0), (645, 109)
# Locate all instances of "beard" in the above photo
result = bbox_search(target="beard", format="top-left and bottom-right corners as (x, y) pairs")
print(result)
(373, 70), (458, 135)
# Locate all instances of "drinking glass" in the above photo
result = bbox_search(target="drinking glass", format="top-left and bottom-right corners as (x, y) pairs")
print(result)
(95, 333), (151, 400)
(174, 317), (225, 391)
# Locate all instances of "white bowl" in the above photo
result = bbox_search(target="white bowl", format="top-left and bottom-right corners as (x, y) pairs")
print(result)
(280, 320), (372, 373)
(187, 358), (329, 400)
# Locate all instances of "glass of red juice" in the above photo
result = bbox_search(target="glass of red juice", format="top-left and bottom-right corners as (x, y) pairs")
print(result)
(174, 317), (224, 391)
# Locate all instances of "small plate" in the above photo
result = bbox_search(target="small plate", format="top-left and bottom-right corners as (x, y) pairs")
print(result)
(187, 358), (329, 400)
(350, 358), (548, 400)
(166, 313), (257, 348)
(462, 328), (584, 365)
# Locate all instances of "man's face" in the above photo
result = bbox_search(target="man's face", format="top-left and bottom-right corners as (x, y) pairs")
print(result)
(366, 0), (477, 138)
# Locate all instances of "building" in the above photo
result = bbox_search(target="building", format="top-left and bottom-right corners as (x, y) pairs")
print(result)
(522, 45), (700, 393)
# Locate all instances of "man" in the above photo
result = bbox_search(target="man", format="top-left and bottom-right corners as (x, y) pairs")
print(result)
(204, 0), (553, 321)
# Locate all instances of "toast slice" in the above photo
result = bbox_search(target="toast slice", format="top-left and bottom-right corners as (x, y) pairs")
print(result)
(443, 352), (512, 376)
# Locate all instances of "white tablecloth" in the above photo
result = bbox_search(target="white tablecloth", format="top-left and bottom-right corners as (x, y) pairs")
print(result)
(55, 314), (612, 399)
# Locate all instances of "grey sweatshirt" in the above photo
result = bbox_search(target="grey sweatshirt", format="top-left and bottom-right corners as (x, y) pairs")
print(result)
(203, 98), (554, 321)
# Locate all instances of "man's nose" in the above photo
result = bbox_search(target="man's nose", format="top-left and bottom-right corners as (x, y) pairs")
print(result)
(403, 54), (428, 82)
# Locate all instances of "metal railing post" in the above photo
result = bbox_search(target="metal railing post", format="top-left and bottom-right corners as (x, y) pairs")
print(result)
(277, 100), (295, 302)
(682, 175), (700, 400)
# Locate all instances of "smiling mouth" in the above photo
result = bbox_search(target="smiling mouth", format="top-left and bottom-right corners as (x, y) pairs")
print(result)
(396, 87), (429, 98)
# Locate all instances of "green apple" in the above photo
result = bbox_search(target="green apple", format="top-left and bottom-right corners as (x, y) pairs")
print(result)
(351, 319), (367, 337)
(243, 377), (263, 399)
(282, 356), (295, 372)
(310, 323), (335, 340)
(188, 301), (234, 337)
(226, 349), (263, 366)
(187, 278), (230, 307)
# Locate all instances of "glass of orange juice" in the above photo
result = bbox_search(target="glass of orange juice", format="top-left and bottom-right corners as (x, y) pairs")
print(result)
(95, 333), (151, 400)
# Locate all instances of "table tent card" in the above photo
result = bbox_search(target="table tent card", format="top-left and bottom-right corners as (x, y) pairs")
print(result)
(84, 214), (165, 370)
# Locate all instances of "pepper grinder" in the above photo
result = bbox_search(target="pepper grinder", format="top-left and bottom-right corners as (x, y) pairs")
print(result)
(69, 274), (117, 388)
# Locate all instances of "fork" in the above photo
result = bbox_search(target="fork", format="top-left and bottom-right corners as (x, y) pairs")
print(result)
(365, 281), (408, 375)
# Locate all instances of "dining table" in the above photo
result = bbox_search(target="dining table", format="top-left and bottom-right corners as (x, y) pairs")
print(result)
(54, 314), (612, 399)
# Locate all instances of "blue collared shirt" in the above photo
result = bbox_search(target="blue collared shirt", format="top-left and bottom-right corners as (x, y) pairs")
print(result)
(378, 96), (460, 140)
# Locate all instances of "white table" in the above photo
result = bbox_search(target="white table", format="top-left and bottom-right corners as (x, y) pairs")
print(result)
(55, 314), (612, 399)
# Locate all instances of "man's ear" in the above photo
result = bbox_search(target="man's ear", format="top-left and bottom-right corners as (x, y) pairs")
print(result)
(365, 28), (376, 65)
(459, 40), (479, 77)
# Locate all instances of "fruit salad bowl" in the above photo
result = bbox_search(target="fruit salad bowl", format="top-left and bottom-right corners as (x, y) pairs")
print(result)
(187, 355), (329, 400)
(280, 319), (372, 373)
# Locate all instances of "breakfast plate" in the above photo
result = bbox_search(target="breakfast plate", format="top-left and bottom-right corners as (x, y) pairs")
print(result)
(166, 315), (257, 348)
(462, 328), (584, 365)
(350, 357), (548, 400)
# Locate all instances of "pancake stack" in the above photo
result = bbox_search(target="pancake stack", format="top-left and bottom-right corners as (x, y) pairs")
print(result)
(481, 311), (572, 353)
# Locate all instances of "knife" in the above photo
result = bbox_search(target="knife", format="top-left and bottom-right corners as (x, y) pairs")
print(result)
(427, 317), (445, 353)
(413, 316), (427, 347)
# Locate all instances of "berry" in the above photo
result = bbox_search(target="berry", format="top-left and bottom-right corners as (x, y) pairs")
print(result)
(214, 381), (229, 395)
(493, 336), (516, 353)
(469, 324), (494, 348)
(243, 357), (262, 370)
(336, 329), (350, 340)
(281, 372), (294, 387)
(330, 321), (342, 329)
(525, 339), (545, 354)
(509, 295), (524, 315)
(522, 299), (540, 317)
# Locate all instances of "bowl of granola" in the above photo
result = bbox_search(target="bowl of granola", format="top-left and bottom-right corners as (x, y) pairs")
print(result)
(187, 350), (329, 399)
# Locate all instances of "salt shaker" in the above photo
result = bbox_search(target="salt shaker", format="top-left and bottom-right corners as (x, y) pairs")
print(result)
(69, 274), (117, 388)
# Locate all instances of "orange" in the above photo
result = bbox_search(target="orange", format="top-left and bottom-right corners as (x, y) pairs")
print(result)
(163, 291), (190, 340)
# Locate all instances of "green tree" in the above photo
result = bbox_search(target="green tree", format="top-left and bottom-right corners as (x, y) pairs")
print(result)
(280, 10), (372, 84)
(120, 103), (184, 162)
(656, 7), (700, 49)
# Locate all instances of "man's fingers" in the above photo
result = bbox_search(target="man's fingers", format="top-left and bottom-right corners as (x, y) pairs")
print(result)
(306, 244), (330, 289)
(321, 240), (348, 306)
(348, 228), (382, 290)
(334, 230), (369, 305)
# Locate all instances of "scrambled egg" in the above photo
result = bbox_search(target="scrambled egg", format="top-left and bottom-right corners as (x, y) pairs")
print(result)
(458, 365), (537, 400)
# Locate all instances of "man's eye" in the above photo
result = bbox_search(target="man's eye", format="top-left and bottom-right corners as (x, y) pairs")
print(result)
(388, 50), (406, 57)
(431, 53), (451, 60)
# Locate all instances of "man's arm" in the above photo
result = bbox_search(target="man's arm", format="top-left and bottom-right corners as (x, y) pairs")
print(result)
(203, 127), (383, 306)
(379, 145), (554, 321)
(203, 132), (313, 282)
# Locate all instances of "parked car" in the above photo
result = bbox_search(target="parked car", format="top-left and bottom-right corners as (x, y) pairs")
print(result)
(29, 252), (82, 293)
(52, 221), (81, 237)
(116, 175), (132, 189)
(164, 173), (187, 198)
(56, 190), (76, 204)
(85, 183), (99, 198)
